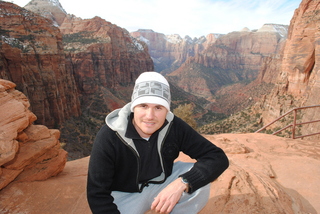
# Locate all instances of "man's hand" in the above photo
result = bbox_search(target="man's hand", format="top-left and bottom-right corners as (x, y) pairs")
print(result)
(150, 178), (188, 213)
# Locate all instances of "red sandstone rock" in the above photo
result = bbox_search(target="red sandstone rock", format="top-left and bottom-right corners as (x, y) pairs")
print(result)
(131, 29), (207, 73)
(168, 25), (287, 102)
(252, 0), (320, 141)
(0, 2), (81, 128)
(24, 0), (67, 26)
(0, 79), (67, 190)
(27, 1), (154, 111)
(0, 133), (319, 213)
(60, 16), (154, 95)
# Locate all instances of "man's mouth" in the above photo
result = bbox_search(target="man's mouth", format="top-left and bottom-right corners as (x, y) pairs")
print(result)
(144, 121), (155, 126)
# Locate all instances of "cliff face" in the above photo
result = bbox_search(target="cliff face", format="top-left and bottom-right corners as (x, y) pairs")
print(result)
(0, 1), (154, 130)
(283, 0), (319, 98)
(24, 0), (67, 26)
(61, 16), (154, 96)
(0, 2), (81, 128)
(166, 24), (287, 113)
(24, 0), (154, 109)
(17, 1), (154, 158)
(0, 79), (67, 190)
(130, 29), (216, 73)
(199, 24), (287, 73)
(254, 0), (320, 140)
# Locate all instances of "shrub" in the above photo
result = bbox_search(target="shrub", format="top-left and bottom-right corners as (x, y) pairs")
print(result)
(173, 103), (197, 129)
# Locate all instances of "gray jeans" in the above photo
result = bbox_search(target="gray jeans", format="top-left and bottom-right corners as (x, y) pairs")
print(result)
(111, 161), (210, 214)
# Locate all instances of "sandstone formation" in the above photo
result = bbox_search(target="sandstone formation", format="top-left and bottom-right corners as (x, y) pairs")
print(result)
(24, 0), (154, 157)
(130, 29), (215, 73)
(20, 0), (154, 115)
(166, 24), (287, 114)
(24, 0), (67, 26)
(252, 0), (320, 141)
(23, 0), (154, 99)
(60, 16), (154, 96)
(0, 79), (67, 191)
(0, 1), (81, 128)
(0, 0), (154, 134)
(0, 133), (319, 213)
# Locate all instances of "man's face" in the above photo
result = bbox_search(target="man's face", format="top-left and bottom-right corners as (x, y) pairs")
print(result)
(133, 103), (168, 138)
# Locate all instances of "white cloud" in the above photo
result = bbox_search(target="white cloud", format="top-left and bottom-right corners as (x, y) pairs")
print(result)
(10, 0), (301, 38)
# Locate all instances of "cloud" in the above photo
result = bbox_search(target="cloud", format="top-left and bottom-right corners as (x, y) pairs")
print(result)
(11, 0), (301, 38)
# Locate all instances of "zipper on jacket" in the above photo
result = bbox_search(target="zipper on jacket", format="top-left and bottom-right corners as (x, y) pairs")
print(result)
(115, 120), (174, 192)
(115, 132), (142, 192)
(138, 121), (174, 191)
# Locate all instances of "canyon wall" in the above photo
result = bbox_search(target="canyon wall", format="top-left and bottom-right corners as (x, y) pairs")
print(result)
(131, 29), (221, 73)
(19, 0), (154, 158)
(0, 1), (154, 130)
(60, 16), (154, 97)
(24, 0), (67, 26)
(165, 24), (287, 113)
(0, 2), (81, 128)
(197, 24), (287, 74)
(253, 0), (320, 140)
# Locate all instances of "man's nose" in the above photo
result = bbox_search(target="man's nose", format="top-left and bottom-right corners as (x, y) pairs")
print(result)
(145, 108), (155, 118)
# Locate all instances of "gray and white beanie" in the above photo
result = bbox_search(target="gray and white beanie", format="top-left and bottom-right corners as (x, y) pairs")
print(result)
(130, 71), (171, 112)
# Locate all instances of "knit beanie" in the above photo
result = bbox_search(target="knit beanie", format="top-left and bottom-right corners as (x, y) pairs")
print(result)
(131, 71), (171, 112)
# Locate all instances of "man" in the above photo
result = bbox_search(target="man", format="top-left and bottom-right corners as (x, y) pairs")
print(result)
(87, 71), (229, 214)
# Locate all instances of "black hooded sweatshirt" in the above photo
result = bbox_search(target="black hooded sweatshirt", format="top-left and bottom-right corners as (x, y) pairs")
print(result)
(87, 103), (229, 214)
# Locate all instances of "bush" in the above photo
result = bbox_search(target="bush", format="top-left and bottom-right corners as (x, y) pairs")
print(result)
(173, 103), (197, 129)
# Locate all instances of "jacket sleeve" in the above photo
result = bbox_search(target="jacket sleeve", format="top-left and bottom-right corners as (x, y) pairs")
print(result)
(87, 125), (120, 214)
(174, 116), (229, 193)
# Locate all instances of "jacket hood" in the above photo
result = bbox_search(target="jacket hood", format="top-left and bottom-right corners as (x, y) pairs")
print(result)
(105, 102), (175, 183)
(105, 103), (131, 135)
(105, 102), (174, 135)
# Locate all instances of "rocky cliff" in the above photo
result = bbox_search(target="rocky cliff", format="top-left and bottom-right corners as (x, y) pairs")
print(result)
(0, 79), (67, 191)
(198, 0), (320, 141)
(0, 1), (81, 128)
(22, 0), (154, 158)
(0, 0), (154, 129)
(21, 0), (154, 113)
(252, 0), (320, 141)
(130, 29), (221, 73)
(60, 16), (154, 97)
(24, 0), (67, 26)
(198, 24), (287, 73)
(23, 0), (154, 99)
(166, 24), (287, 114)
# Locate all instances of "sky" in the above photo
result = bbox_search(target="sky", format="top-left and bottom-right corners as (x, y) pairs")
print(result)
(9, 0), (302, 38)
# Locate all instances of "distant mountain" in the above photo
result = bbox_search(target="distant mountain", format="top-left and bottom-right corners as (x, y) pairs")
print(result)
(0, 1), (80, 127)
(131, 29), (224, 74)
(25, 0), (67, 26)
(164, 24), (288, 114)
(0, 0), (154, 158)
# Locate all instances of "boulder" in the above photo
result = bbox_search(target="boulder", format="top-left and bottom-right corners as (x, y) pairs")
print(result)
(0, 79), (67, 191)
